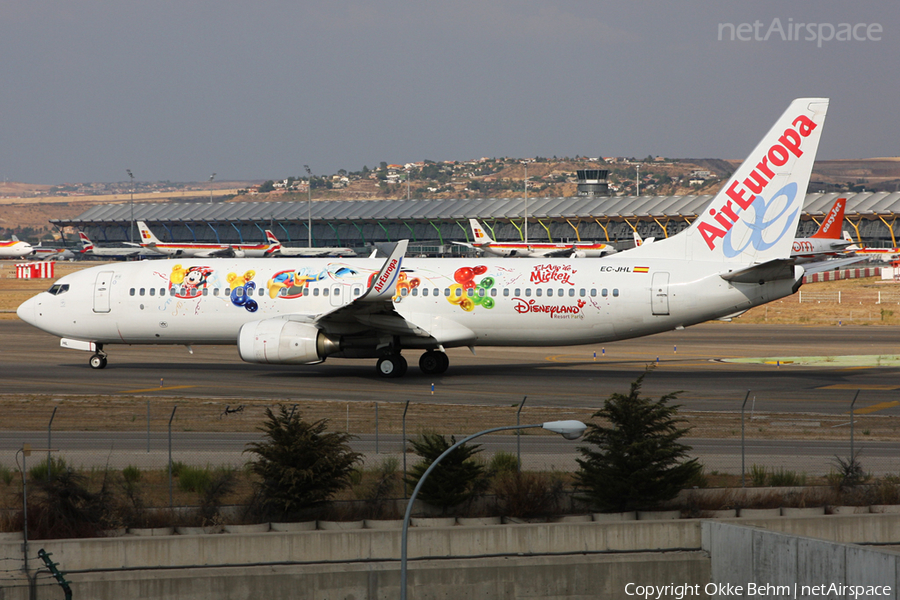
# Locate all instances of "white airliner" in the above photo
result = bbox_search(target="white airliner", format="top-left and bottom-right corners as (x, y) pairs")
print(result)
(268, 232), (357, 258)
(0, 236), (35, 259)
(78, 232), (155, 258)
(454, 219), (617, 258)
(136, 221), (282, 258)
(18, 98), (828, 377)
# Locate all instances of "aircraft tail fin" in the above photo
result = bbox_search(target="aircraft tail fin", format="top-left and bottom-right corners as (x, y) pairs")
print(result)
(811, 197), (846, 239)
(842, 230), (861, 251)
(469, 219), (494, 245)
(78, 232), (95, 252)
(136, 221), (162, 246)
(628, 98), (829, 264)
(265, 230), (280, 245)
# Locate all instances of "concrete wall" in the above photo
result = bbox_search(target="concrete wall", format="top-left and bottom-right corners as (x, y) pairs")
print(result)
(703, 520), (900, 600)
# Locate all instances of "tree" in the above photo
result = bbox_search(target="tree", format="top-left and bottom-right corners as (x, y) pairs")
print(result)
(245, 406), (362, 520)
(405, 432), (486, 514)
(575, 371), (701, 512)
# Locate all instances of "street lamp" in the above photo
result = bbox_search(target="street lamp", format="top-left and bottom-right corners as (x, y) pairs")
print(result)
(304, 165), (312, 247)
(523, 161), (529, 244)
(126, 169), (134, 244)
(400, 419), (587, 600)
(209, 173), (216, 203)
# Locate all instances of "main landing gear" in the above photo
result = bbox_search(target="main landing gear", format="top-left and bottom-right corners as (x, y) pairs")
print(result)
(418, 350), (449, 375)
(376, 353), (407, 378)
(375, 350), (450, 378)
(89, 345), (108, 369)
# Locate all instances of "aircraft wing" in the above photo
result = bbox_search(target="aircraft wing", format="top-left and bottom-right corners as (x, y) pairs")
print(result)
(306, 240), (467, 342)
(195, 247), (237, 258)
(800, 254), (867, 275)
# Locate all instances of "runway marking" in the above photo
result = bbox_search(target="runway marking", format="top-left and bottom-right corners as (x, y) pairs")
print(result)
(819, 384), (900, 391)
(119, 385), (197, 393)
(853, 401), (900, 415)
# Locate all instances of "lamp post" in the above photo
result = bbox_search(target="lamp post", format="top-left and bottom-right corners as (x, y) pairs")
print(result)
(400, 419), (586, 600)
(126, 169), (134, 244)
(523, 161), (529, 244)
(635, 163), (641, 197)
(209, 173), (216, 203)
(304, 165), (312, 247)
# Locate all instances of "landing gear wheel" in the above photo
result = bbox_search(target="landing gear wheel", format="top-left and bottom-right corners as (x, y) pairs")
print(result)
(89, 354), (108, 369)
(419, 350), (449, 375)
(376, 354), (408, 378)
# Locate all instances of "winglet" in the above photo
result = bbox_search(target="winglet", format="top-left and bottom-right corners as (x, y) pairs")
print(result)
(359, 240), (408, 302)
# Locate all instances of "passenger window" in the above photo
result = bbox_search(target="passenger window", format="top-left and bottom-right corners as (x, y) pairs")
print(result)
(235, 288), (243, 297)
(401, 288), (408, 296)
(202, 288), (208, 296)
(467, 288), (474, 297)
(140, 288), (145, 296)
(503, 288), (509, 297)
(568, 289), (574, 297)
(323, 288), (329, 297)
(259, 288), (265, 297)
(613, 289), (619, 297)
(444, 288), (450, 297)
(170, 288), (176, 296)
(412, 288), (418, 296)
(590, 289), (597, 297)
(313, 288), (319, 296)
(150, 288), (156, 296)
(478, 288), (485, 297)
(422, 288), (428, 297)
(160, 288), (165, 296)
(433, 288), (439, 296)
(129, 288), (135, 296)
(525, 289), (531, 297)
(224, 288), (231, 296)
(491, 288), (497, 297)
(579, 289), (586, 297)
(515, 288), (521, 296)
(354, 288), (361, 297)
(602, 289), (608, 297)
(536, 288), (542, 297)
(455, 288), (461, 297)
(546, 289), (553, 297)
(213, 288), (219, 296)
(302, 287), (309, 296)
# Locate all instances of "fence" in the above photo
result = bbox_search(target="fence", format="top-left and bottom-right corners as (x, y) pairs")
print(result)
(0, 392), (898, 512)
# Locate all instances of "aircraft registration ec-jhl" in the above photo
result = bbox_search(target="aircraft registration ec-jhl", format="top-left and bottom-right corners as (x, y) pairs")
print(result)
(18, 98), (829, 377)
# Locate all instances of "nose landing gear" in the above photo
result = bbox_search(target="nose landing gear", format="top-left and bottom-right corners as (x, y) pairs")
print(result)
(89, 345), (108, 369)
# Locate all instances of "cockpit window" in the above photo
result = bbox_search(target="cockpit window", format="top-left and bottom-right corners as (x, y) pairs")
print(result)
(47, 284), (69, 296)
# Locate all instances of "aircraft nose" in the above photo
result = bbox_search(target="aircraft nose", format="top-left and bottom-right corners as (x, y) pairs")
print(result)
(16, 296), (36, 326)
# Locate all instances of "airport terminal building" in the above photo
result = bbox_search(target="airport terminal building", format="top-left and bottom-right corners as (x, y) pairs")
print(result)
(52, 191), (900, 254)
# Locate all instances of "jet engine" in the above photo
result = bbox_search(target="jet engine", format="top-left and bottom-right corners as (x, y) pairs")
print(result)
(571, 251), (587, 258)
(237, 319), (340, 364)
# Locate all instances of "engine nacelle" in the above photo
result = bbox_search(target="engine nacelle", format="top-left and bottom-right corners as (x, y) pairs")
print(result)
(237, 319), (339, 364)
(571, 251), (587, 258)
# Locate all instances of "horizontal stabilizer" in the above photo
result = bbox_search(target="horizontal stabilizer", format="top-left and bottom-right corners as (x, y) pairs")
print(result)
(720, 259), (796, 284)
(801, 255), (867, 275)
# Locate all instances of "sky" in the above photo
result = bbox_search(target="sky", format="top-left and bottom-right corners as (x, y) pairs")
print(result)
(1, 0), (897, 184)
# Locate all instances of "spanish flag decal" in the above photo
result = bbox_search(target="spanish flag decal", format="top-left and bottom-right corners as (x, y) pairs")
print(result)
(633, 266), (649, 273)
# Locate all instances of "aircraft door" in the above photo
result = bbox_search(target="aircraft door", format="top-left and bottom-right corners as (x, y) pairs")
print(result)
(330, 285), (343, 307)
(651, 272), (669, 316)
(93, 271), (114, 313)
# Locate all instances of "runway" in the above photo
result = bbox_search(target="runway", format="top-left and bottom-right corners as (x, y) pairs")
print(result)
(3, 319), (900, 415)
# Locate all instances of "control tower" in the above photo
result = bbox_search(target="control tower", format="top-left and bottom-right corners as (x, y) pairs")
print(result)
(576, 169), (610, 196)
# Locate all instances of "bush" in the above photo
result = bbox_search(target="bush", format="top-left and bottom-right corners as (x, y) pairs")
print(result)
(405, 432), (487, 514)
(494, 471), (564, 519)
(749, 464), (768, 487)
(488, 451), (519, 476)
(575, 371), (701, 512)
(0, 465), (14, 486)
(28, 456), (68, 481)
(122, 465), (142, 485)
(28, 468), (115, 539)
(352, 458), (401, 519)
(244, 405), (362, 521)
(768, 468), (806, 487)
(177, 465), (214, 493)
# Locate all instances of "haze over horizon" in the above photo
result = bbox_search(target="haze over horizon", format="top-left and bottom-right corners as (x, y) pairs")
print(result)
(2, 1), (897, 185)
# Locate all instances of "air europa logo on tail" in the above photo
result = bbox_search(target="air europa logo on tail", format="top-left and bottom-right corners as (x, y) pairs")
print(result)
(698, 114), (818, 251)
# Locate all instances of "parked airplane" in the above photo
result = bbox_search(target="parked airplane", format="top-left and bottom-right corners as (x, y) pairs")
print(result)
(18, 98), (828, 377)
(790, 197), (853, 261)
(268, 231), (357, 258)
(454, 219), (617, 258)
(78, 232), (155, 259)
(136, 221), (282, 258)
(0, 236), (34, 259)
